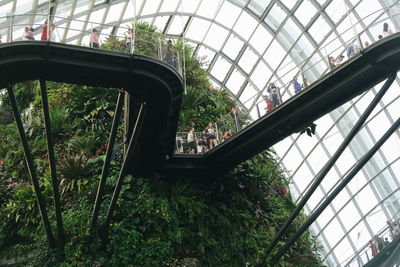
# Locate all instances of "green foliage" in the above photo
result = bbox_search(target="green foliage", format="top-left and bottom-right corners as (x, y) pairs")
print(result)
(67, 135), (98, 155)
(0, 22), (324, 267)
(50, 106), (70, 137)
(59, 154), (90, 194)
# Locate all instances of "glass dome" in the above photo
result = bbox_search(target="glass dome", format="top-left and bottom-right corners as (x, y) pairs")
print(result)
(1, 0), (400, 265)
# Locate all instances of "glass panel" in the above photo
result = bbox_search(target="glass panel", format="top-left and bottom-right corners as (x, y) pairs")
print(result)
(215, 1), (241, 29)
(249, 24), (272, 53)
(295, 0), (318, 26)
(197, 0), (221, 18)
(223, 34), (244, 60)
(248, 0), (270, 17)
(141, 0), (161, 16)
(324, 218), (345, 247)
(233, 11), (258, 39)
(238, 47), (258, 73)
(250, 61), (271, 89)
(186, 17), (211, 42)
(211, 55), (231, 82)
(160, 0), (179, 13)
(203, 23), (230, 50)
(226, 69), (246, 95)
(264, 3), (286, 32)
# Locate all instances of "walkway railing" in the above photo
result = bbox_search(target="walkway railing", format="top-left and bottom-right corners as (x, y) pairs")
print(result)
(174, 3), (400, 155)
(341, 210), (400, 266)
(0, 13), (183, 76)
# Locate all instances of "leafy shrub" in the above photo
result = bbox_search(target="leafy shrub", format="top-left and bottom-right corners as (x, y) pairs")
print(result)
(68, 135), (98, 155)
(59, 154), (90, 194)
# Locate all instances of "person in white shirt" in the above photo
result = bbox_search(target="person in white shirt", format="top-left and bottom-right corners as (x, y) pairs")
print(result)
(187, 128), (196, 154)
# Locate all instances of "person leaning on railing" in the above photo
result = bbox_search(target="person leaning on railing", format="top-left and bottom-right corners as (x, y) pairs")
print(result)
(125, 28), (134, 53)
(90, 29), (100, 48)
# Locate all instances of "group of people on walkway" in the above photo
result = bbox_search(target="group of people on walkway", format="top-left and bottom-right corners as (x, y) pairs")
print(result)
(21, 20), (56, 41)
(175, 123), (233, 154)
(368, 219), (400, 259)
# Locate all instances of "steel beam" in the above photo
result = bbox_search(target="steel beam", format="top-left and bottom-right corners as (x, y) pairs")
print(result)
(90, 91), (124, 232)
(6, 84), (55, 248)
(271, 115), (400, 263)
(39, 80), (65, 256)
(102, 102), (147, 237)
(258, 74), (396, 263)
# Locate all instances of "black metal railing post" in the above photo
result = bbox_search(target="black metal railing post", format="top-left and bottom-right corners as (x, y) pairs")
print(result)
(90, 91), (124, 232)
(39, 80), (65, 256)
(6, 84), (56, 248)
(102, 102), (147, 237)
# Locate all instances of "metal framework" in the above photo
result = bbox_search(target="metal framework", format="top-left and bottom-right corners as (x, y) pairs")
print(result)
(260, 74), (396, 262)
(2, 0), (400, 265)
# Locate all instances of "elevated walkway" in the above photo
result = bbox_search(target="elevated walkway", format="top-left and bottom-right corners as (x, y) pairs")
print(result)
(162, 33), (400, 175)
(0, 41), (184, 174)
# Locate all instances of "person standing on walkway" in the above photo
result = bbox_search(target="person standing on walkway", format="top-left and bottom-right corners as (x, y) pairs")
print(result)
(41, 20), (48, 41)
(292, 76), (303, 94)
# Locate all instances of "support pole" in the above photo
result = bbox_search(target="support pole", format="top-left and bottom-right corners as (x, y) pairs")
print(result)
(258, 74), (395, 263)
(102, 102), (147, 236)
(90, 91), (124, 232)
(271, 115), (400, 263)
(39, 80), (65, 255)
(6, 84), (55, 248)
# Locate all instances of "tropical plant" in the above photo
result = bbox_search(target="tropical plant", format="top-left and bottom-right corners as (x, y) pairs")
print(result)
(68, 135), (98, 155)
(50, 106), (69, 137)
(59, 154), (89, 194)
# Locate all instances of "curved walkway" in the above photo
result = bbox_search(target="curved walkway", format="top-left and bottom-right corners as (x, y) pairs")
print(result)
(0, 41), (184, 174)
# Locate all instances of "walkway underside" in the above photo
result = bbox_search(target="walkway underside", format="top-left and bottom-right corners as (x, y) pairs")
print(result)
(0, 41), (184, 175)
(162, 33), (400, 176)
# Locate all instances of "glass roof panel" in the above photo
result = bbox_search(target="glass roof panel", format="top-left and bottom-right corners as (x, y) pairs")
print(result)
(105, 2), (125, 23)
(1, 1), (399, 266)
(196, 0), (220, 19)
(249, 24), (272, 53)
(264, 3), (286, 32)
(233, 10), (258, 39)
(179, 0), (200, 14)
(160, 0), (179, 13)
(247, 0), (270, 17)
(263, 39), (286, 71)
(222, 33), (244, 60)
(186, 17), (211, 42)
(141, 0), (161, 16)
(15, 0), (33, 14)
(238, 46), (258, 73)
(167, 15), (188, 35)
(226, 68), (246, 95)
(250, 61), (271, 89)
(211, 55), (231, 82)
(203, 23), (230, 50)
(215, 1), (241, 29)
(295, 0), (318, 26)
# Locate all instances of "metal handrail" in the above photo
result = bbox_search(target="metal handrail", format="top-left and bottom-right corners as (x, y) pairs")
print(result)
(174, 3), (400, 155)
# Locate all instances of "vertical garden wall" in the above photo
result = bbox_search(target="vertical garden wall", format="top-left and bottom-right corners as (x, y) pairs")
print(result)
(0, 23), (324, 266)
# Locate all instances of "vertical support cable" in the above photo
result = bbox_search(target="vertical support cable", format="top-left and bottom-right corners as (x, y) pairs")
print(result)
(180, 0), (187, 94)
(102, 102), (147, 237)
(131, 0), (136, 54)
(271, 115), (400, 262)
(47, 0), (50, 41)
(258, 74), (396, 263)
(6, 84), (55, 248)
(90, 91), (124, 232)
(39, 80), (65, 255)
